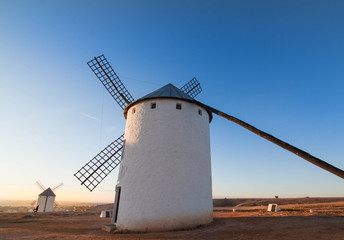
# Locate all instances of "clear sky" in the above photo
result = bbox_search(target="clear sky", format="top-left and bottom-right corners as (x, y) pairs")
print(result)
(1, 0), (343, 203)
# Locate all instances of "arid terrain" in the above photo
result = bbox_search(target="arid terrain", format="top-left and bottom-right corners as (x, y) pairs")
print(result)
(1, 198), (344, 240)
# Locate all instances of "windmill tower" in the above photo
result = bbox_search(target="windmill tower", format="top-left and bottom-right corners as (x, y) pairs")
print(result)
(115, 83), (213, 231)
(34, 181), (63, 212)
(74, 55), (344, 232)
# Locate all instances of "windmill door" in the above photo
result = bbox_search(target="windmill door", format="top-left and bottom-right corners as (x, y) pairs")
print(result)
(112, 186), (121, 224)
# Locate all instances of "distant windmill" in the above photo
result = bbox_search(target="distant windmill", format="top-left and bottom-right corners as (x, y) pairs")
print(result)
(74, 55), (344, 232)
(34, 181), (63, 212)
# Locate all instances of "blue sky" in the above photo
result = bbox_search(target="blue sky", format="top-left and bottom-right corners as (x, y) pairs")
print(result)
(0, 0), (343, 203)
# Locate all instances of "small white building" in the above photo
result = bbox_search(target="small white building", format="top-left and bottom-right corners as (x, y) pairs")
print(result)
(100, 210), (112, 218)
(112, 84), (213, 232)
(35, 187), (56, 212)
(267, 203), (281, 212)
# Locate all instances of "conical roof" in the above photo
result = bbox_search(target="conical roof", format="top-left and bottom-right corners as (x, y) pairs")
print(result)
(138, 83), (194, 101)
(123, 83), (212, 122)
(39, 187), (56, 197)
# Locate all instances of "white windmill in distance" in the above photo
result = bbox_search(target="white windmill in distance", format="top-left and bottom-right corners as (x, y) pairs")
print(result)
(74, 54), (344, 232)
(34, 181), (63, 212)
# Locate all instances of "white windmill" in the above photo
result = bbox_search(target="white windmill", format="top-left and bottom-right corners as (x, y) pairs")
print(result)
(34, 181), (63, 212)
(74, 55), (344, 232)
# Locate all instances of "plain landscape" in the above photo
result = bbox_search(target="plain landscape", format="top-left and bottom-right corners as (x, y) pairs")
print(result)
(1, 197), (344, 240)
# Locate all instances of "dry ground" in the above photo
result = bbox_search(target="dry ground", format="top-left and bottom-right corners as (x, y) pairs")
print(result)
(1, 199), (344, 240)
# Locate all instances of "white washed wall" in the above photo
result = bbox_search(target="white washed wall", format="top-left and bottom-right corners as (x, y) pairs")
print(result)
(36, 196), (55, 212)
(115, 98), (212, 232)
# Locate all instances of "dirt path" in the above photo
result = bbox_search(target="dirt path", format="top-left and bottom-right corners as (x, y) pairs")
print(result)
(1, 210), (344, 240)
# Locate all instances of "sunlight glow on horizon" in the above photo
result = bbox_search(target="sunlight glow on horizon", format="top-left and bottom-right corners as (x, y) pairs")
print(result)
(1, 0), (343, 203)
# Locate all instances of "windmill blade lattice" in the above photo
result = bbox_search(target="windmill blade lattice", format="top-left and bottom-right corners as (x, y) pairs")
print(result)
(35, 181), (46, 191)
(87, 55), (135, 109)
(74, 134), (124, 191)
(180, 77), (202, 98)
(52, 182), (64, 191)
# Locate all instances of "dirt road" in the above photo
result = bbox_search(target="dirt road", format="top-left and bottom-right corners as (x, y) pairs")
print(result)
(1, 208), (344, 240)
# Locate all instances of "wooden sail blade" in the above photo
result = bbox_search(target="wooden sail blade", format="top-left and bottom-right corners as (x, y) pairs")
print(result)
(87, 55), (134, 109)
(74, 134), (124, 191)
(52, 183), (64, 191)
(196, 101), (344, 180)
(35, 181), (46, 191)
(180, 77), (202, 98)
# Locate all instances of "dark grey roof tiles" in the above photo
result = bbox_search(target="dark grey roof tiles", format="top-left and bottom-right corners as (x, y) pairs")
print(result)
(138, 83), (194, 101)
(39, 187), (56, 197)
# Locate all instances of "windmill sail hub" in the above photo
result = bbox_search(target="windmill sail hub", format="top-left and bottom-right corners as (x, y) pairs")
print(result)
(115, 84), (213, 231)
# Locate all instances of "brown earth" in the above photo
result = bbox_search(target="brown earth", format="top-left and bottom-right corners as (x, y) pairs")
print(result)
(1, 198), (344, 240)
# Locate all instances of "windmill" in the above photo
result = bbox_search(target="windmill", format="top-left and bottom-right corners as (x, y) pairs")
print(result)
(74, 54), (344, 232)
(34, 181), (63, 212)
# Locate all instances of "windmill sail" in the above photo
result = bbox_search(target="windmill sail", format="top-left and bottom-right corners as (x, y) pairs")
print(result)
(35, 181), (46, 191)
(52, 182), (64, 191)
(180, 77), (202, 98)
(196, 101), (344, 180)
(87, 55), (134, 109)
(74, 134), (124, 191)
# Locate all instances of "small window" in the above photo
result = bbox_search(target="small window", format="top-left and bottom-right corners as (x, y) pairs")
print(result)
(198, 109), (202, 115)
(176, 103), (182, 110)
(151, 103), (156, 109)
(132, 108), (135, 114)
